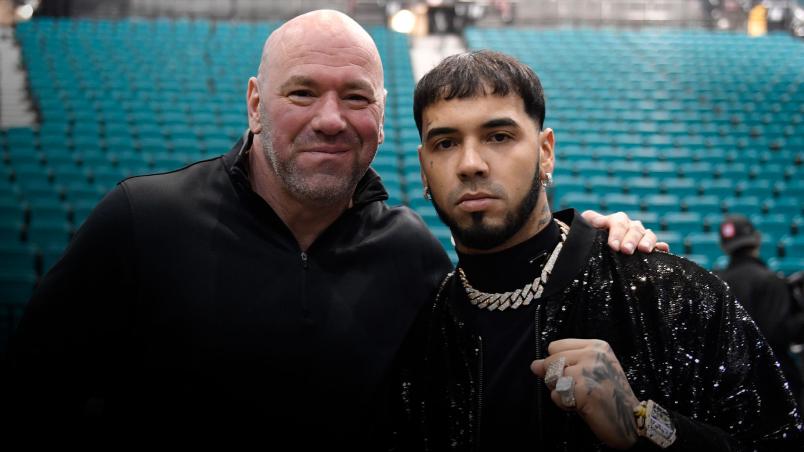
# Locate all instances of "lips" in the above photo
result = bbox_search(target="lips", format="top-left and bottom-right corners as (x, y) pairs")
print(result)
(456, 192), (497, 212)
(304, 146), (350, 154)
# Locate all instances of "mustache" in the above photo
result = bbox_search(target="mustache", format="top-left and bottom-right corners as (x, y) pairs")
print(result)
(445, 181), (508, 205)
(294, 130), (361, 148)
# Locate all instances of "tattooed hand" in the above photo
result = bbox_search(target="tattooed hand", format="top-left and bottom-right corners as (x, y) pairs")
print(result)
(531, 339), (640, 449)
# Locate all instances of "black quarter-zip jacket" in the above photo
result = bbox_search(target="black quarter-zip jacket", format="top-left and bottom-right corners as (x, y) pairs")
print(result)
(4, 132), (453, 446)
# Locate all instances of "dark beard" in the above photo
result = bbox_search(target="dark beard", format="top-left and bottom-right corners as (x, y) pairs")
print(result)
(431, 169), (542, 250)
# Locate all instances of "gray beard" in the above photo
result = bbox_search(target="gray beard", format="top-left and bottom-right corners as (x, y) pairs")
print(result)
(258, 113), (365, 204)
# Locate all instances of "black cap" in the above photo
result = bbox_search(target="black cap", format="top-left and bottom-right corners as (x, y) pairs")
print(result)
(719, 215), (761, 254)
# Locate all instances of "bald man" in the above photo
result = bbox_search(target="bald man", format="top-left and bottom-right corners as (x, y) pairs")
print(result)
(4, 10), (660, 445)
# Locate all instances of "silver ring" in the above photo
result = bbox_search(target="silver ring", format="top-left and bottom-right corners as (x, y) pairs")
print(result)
(555, 375), (576, 408)
(544, 356), (566, 387)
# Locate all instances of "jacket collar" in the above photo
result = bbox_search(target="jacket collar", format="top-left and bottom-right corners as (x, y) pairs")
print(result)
(222, 130), (389, 207)
(727, 253), (767, 270)
(542, 209), (598, 298)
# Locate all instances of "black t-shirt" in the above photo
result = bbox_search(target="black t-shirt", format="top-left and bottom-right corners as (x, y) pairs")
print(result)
(453, 220), (561, 451)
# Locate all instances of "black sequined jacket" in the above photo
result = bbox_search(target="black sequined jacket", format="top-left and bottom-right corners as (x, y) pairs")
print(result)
(393, 210), (803, 451)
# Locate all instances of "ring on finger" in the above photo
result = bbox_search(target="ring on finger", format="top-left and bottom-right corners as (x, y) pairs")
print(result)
(544, 356), (566, 387)
(556, 375), (576, 408)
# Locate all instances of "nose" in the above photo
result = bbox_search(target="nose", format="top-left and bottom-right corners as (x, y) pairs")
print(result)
(311, 92), (347, 136)
(456, 141), (489, 181)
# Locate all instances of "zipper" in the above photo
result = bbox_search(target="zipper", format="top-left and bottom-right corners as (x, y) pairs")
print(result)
(299, 251), (310, 316)
(475, 335), (484, 452)
(534, 303), (544, 444)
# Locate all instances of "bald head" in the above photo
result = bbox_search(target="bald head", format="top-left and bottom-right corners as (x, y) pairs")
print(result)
(244, 9), (387, 217)
(258, 10), (384, 89)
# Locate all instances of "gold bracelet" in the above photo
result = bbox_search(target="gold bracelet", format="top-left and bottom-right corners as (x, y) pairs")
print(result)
(633, 400), (677, 448)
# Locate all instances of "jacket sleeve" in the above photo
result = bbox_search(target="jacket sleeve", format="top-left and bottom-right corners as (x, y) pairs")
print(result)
(383, 211), (454, 451)
(386, 293), (435, 452)
(750, 273), (797, 349)
(2, 184), (138, 421)
(650, 259), (803, 451)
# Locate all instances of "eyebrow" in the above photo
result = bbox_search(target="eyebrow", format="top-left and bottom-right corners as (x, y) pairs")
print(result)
(425, 127), (459, 142)
(343, 80), (375, 92)
(279, 76), (375, 93)
(280, 75), (316, 92)
(481, 117), (520, 129)
(424, 117), (520, 142)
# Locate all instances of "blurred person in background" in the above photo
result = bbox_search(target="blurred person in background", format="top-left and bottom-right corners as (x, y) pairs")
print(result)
(718, 214), (804, 406)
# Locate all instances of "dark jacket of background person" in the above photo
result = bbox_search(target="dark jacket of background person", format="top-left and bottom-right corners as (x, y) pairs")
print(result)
(393, 210), (803, 451)
(718, 253), (804, 405)
(3, 134), (453, 446)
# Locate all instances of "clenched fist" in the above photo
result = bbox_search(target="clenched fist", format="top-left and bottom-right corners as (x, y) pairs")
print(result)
(531, 339), (641, 449)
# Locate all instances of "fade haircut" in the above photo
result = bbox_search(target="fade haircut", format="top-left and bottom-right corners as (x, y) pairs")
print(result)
(413, 50), (546, 138)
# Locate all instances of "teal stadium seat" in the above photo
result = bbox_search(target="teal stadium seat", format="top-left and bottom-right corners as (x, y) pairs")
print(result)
(643, 162), (677, 179)
(42, 244), (67, 275)
(609, 161), (643, 178)
(625, 177), (659, 197)
(644, 194), (680, 216)
(663, 212), (703, 236)
(587, 176), (625, 196)
(661, 178), (698, 197)
(679, 162), (713, 180)
(626, 148), (656, 162)
(550, 174), (586, 204)
(413, 205), (442, 230)
(759, 233), (780, 261)
(750, 163), (786, 182)
(723, 196), (766, 217)
(602, 194), (640, 213)
(783, 180), (804, 201)
(767, 257), (804, 276)
(26, 220), (73, 248)
(572, 160), (608, 178)
(659, 231), (684, 253)
(29, 199), (72, 224)
(682, 195), (721, 215)
(685, 232), (721, 258)
(780, 235), (804, 260)
(768, 197), (803, 217)
(699, 179), (736, 199)
(0, 272), (37, 305)
(752, 214), (795, 238)
(736, 180), (778, 200)
(559, 193), (601, 212)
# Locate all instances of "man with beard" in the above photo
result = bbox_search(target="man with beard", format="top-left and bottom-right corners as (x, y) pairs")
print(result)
(4, 11), (661, 445)
(394, 50), (803, 450)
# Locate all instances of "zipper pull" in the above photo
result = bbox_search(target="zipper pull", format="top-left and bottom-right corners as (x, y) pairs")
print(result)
(300, 251), (309, 269)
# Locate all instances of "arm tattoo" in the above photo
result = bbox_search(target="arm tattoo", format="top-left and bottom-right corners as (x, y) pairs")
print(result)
(581, 352), (638, 443)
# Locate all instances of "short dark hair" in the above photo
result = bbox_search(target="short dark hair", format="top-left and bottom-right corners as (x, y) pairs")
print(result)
(413, 50), (546, 138)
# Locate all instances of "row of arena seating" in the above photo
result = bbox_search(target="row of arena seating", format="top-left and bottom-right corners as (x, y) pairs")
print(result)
(1, 20), (803, 324)
(450, 27), (802, 273)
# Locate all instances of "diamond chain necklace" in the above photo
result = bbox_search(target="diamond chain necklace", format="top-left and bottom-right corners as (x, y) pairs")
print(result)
(457, 219), (570, 311)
